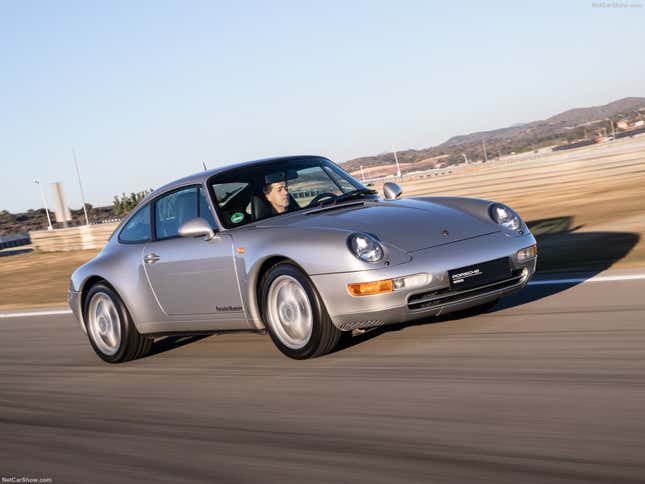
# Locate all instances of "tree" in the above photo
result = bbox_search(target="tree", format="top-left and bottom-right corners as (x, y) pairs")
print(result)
(112, 189), (153, 217)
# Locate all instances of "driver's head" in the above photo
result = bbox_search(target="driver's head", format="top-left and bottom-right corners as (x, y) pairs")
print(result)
(263, 180), (290, 213)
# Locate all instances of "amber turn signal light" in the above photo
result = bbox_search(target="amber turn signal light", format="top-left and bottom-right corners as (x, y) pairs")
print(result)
(347, 279), (394, 296)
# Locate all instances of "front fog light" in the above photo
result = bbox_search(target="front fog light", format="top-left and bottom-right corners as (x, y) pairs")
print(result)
(393, 273), (431, 290)
(516, 244), (537, 261)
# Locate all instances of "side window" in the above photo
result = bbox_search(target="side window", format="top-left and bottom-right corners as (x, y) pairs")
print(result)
(155, 187), (198, 240)
(119, 204), (151, 243)
(211, 181), (251, 226)
(199, 188), (218, 229)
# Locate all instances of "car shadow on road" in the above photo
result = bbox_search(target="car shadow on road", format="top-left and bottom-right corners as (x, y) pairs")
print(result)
(528, 216), (640, 274)
(146, 334), (213, 357)
(333, 216), (640, 354)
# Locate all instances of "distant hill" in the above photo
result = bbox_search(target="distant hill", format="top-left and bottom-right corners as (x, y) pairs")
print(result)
(545, 97), (645, 125)
(342, 97), (645, 175)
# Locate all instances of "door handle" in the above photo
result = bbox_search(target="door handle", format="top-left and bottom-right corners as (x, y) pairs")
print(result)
(144, 252), (160, 264)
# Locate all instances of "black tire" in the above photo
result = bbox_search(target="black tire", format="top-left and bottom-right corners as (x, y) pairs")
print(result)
(260, 262), (341, 359)
(451, 298), (499, 319)
(83, 282), (152, 363)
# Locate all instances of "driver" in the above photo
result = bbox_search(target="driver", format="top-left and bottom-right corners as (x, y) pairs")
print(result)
(263, 180), (291, 214)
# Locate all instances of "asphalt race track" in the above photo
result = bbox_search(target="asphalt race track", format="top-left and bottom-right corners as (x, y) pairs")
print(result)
(1, 273), (645, 483)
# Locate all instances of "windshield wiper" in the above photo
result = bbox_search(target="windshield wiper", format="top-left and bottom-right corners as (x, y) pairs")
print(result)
(333, 188), (378, 204)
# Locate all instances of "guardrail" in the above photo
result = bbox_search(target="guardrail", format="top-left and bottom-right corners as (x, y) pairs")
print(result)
(29, 222), (120, 252)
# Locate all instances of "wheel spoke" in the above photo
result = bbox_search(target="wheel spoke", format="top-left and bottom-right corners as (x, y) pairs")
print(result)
(267, 275), (313, 350)
(88, 292), (121, 356)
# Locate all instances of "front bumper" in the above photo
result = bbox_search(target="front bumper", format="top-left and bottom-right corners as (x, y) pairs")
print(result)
(311, 231), (537, 330)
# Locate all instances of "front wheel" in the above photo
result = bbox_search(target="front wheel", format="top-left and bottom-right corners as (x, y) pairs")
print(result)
(260, 262), (341, 359)
(83, 283), (152, 363)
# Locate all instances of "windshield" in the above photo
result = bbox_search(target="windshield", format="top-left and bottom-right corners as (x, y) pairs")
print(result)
(208, 157), (373, 229)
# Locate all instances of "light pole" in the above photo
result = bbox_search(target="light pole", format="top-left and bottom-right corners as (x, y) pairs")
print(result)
(72, 149), (90, 225)
(392, 146), (401, 178)
(33, 179), (53, 231)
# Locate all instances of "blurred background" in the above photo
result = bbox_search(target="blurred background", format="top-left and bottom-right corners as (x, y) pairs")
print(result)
(2, 0), (644, 308)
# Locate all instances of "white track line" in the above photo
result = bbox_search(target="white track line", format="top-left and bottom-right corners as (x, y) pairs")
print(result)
(528, 274), (645, 285)
(1, 273), (644, 318)
(0, 309), (72, 319)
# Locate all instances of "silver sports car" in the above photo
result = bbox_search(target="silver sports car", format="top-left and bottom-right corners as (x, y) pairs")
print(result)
(69, 155), (537, 361)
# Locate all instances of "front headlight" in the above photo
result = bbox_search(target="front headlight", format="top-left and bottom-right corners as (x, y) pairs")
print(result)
(347, 233), (384, 263)
(489, 203), (522, 232)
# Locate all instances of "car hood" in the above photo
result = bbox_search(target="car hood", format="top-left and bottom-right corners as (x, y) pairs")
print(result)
(257, 199), (499, 252)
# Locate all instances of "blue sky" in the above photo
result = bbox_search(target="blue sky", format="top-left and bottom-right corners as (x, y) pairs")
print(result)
(2, 0), (644, 213)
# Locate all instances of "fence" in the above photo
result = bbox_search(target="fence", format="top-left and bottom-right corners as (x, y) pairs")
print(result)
(29, 222), (120, 252)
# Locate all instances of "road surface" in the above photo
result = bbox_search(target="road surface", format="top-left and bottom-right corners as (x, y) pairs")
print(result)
(1, 271), (645, 483)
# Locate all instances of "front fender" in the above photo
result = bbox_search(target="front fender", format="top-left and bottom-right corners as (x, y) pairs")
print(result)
(230, 226), (413, 329)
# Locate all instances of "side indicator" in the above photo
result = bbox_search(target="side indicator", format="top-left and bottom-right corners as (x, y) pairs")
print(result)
(237, 247), (246, 254)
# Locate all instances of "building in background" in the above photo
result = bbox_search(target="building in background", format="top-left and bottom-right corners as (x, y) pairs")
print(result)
(51, 182), (72, 228)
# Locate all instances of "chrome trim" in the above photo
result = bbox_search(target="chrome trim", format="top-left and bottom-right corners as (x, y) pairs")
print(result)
(144, 252), (160, 264)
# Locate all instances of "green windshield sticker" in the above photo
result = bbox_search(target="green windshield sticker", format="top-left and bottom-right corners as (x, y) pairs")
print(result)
(230, 212), (244, 224)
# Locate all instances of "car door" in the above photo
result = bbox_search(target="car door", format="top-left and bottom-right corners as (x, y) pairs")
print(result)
(142, 185), (244, 319)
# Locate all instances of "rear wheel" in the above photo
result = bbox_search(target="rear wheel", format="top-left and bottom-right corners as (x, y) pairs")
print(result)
(84, 283), (152, 363)
(260, 262), (341, 359)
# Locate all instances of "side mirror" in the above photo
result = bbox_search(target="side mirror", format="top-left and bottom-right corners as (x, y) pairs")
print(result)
(383, 182), (403, 200)
(179, 217), (215, 241)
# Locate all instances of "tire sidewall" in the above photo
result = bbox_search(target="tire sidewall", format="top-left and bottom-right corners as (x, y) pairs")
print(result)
(260, 263), (326, 359)
(83, 283), (132, 363)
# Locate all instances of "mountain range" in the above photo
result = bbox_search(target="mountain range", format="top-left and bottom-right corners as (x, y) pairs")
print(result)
(341, 97), (645, 175)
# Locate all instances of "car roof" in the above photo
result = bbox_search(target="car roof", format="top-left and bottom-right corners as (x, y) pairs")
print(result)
(143, 154), (328, 202)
